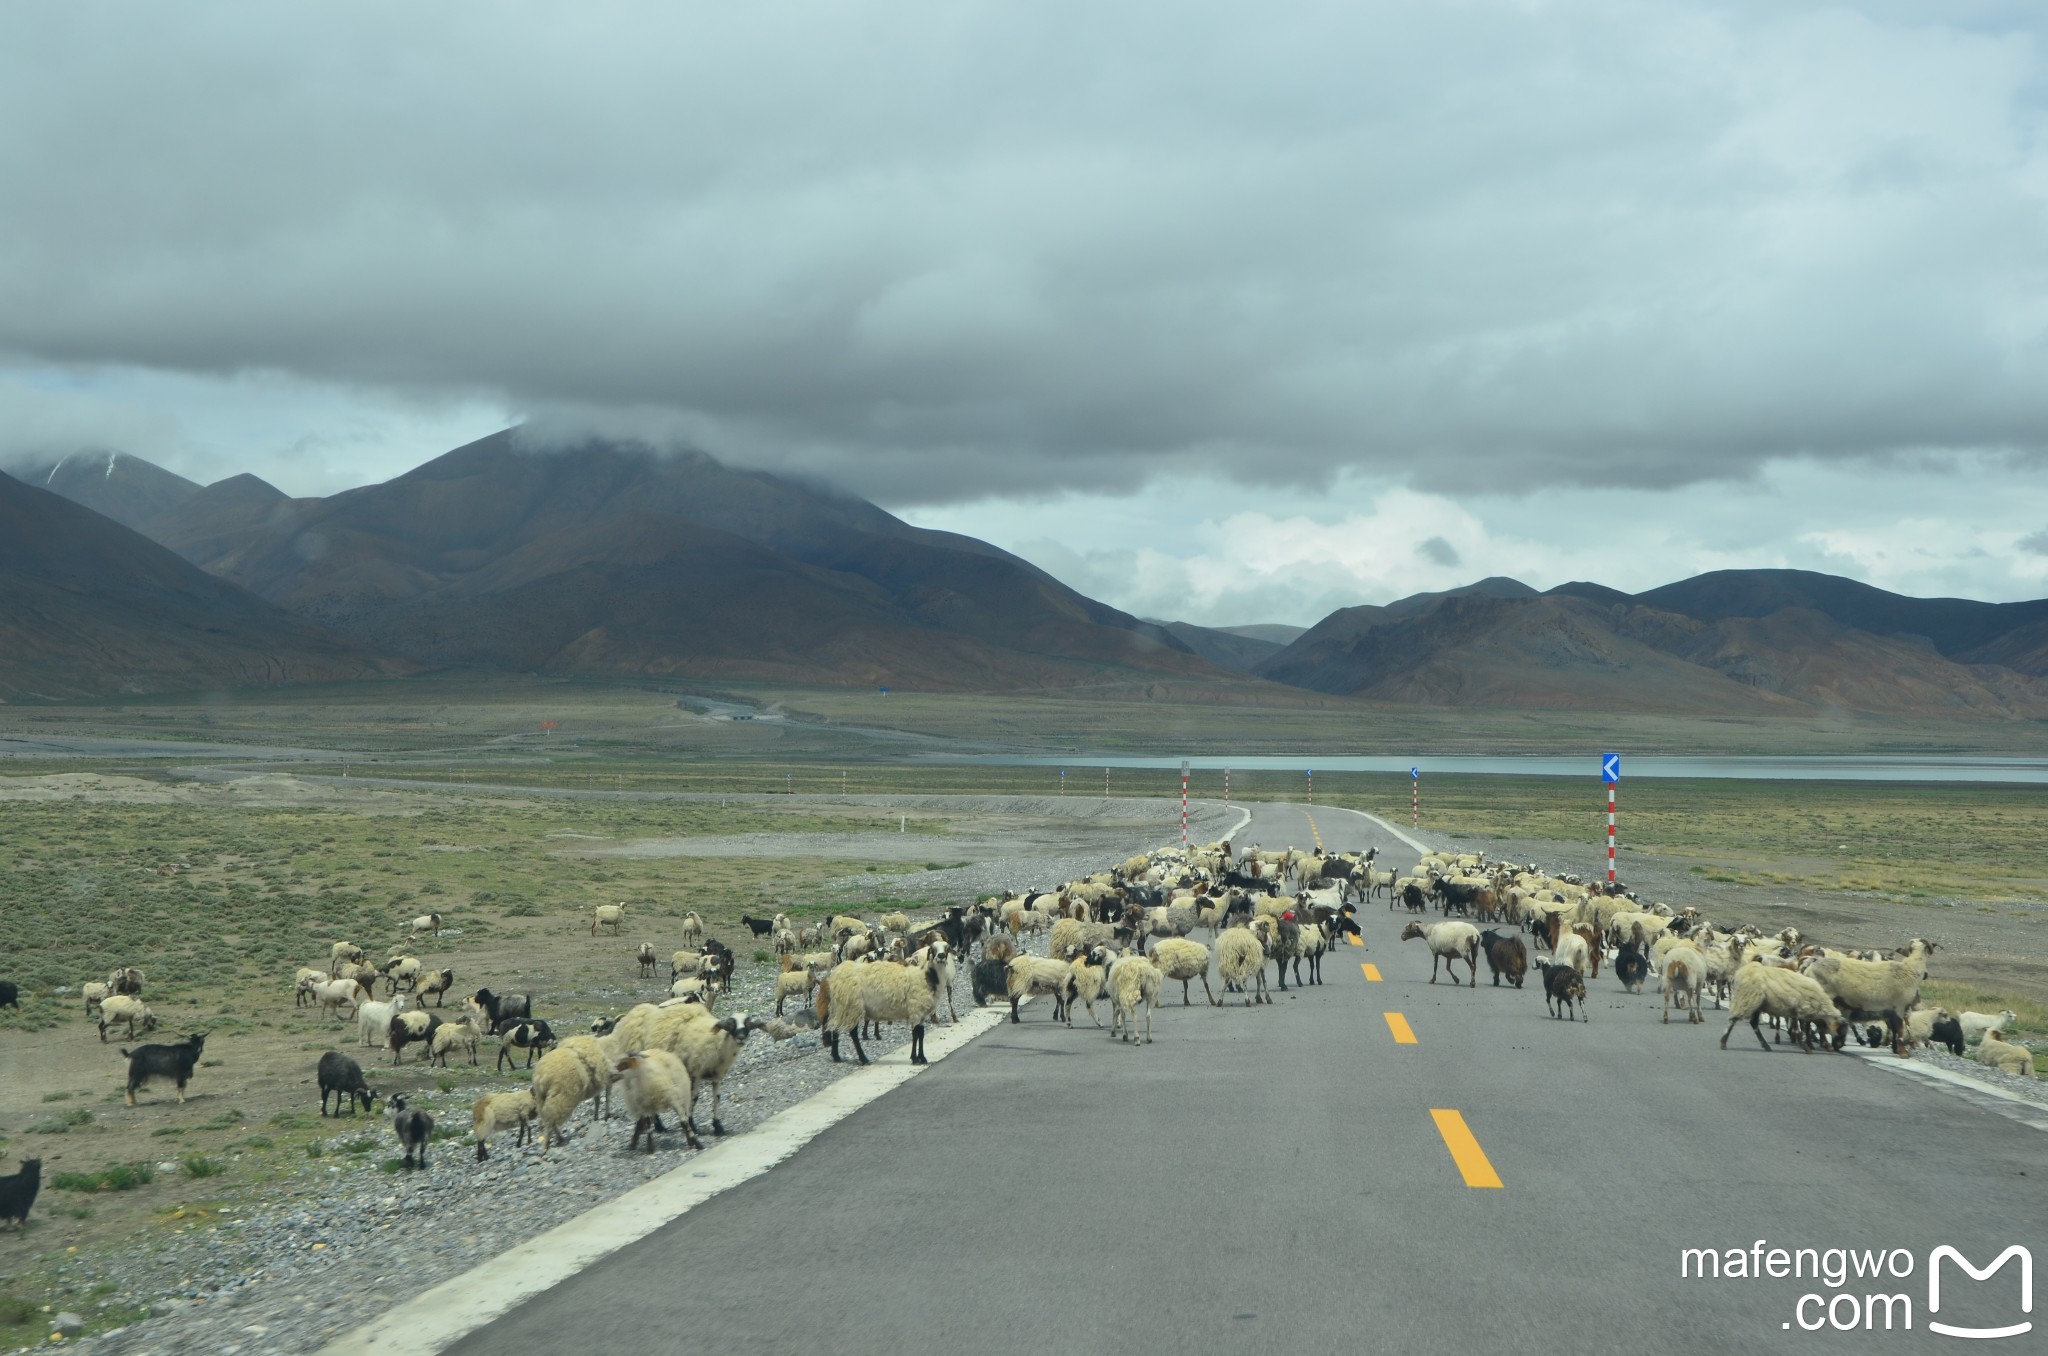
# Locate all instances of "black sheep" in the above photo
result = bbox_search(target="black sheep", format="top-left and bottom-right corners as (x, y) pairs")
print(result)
(122, 1033), (207, 1106)
(317, 1051), (379, 1116)
(1614, 941), (1649, 995)
(1930, 1015), (1966, 1057)
(0, 1158), (40, 1230)
(390, 1096), (433, 1170)
(0, 980), (18, 1009)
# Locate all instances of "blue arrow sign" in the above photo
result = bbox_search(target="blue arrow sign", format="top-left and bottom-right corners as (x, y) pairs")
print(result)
(1411, 766), (1419, 779)
(1601, 753), (1621, 782)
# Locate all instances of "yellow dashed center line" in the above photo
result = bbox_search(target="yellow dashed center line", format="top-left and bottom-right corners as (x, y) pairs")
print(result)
(1346, 933), (1363, 947)
(1361, 963), (1382, 980)
(1304, 811), (1323, 849)
(1431, 1110), (1504, 1188)
(1383, 1011), (1416, 1044)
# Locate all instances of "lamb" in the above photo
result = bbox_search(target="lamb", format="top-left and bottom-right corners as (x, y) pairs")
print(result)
(1661, 945), (1706, 1025)
(390, 1096), (433, 1169)
(1479, 929), (1526, 989)
(591, 902), (628, 936)
(773, 965), (821, 1016)
(1215, 925), (1270, 1006)
(613, 1049), (704, 1152)
(96, 994), (157, 1043)
(1400, 921), (1481, 987)
(317, 1051), (379, 1116)
(430, 1013), (482, 1067)
(1802, 939), (1935, 1055)
(1958, 1010), (2019, 1043)
(1107, 954), (1162, 1045)
(406, 911), (443, 938)
(1928, 1014), (1966, 1057)
(1147, 938), (1217, 1006)
(82, 980), (110, 1016)
(494, 1018), (556, 1071)
(1004, 956), (1075, 1024)
(0, 1158), (39, 1232)
(388, 1009), (443, 1065)
(1977, 1031), (2036, 1078)
(1536, 961), (1586, 1022)
(1720, 965), (1846, 1053)
(356, 995), (408, 1049)
(470, 1090), (537, 1161)
(121, 1033), (206, 1105)
(826, 953), (943, 1064)
(669, 975), (719, 1007)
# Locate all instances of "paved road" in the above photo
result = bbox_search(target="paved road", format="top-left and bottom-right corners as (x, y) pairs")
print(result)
(447, 802), (2045, 1355)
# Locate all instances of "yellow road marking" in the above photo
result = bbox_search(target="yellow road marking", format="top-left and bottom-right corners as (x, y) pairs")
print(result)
(1346, 934), (1363, 947)
(1304, 812), (1323, 849)
(1430, 1109), (1503, 1188)
(1361, 963), (1381, 980)
(1383, 1011), (1416, 1044)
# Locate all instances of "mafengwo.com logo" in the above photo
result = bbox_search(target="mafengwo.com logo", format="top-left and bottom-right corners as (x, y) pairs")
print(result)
(1681, 1242), (2032, 1337)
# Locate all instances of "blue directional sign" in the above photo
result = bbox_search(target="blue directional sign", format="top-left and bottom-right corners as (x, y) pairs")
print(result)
(1601, 753), (1621, 782)
(1410, 766), (1419, 779)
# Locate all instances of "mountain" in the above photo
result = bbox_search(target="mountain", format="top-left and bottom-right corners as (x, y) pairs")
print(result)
(0, 472), (408, 700)
(1147, 621), (1288, 674)
(23, 451), (202, 535)
(1219, 623), (1307, 646)
(128, 432), (1222, 689)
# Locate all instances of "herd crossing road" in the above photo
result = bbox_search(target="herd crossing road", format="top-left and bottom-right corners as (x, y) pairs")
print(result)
(442, 802), (2044, 1356)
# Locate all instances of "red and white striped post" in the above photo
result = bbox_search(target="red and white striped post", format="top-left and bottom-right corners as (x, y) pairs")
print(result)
(1412, 767), (1419, 829)
(1606, 781), (1616, 885)
(1306, 767), (1313, 805)
(1224, 767), (1230, 811)
(1104, 767), (1110, 800)
(1180, 759), (1190, 847)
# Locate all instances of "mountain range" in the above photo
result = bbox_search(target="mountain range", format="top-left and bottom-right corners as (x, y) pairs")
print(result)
(8, 434), (2048, 718)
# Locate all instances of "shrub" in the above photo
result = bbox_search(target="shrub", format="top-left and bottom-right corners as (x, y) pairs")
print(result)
(51, 1162), (156, 1192)
(182, 1155), (226, 1179)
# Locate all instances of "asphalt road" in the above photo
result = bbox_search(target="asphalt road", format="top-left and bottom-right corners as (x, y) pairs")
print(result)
(446, 802), (2045, 1355)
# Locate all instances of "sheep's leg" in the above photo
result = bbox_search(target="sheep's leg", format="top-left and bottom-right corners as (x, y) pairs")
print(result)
(910, 1023), (927, 1065)
(476, 1139), (489, 1163)
(847, 1027), (870, 1067)
(1201, 974), (1219, 1007)
(1750, 1015), (1773, 1052)
(824, 1030), (842, 1061)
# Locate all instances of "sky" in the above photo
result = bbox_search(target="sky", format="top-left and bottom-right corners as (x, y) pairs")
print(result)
(2, 1), (2046, 626)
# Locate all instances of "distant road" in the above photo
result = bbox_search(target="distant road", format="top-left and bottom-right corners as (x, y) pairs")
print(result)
(440, 801), (2046, 1355)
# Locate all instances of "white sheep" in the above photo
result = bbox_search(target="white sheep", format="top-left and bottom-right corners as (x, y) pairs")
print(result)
(645, 1005), (758, 1133)
(591, 901), (628, 936)
(909, 941), (959, 1025)
(669, 975), (719, 1008)
(773, 966), (820, 1016)
(826, 954), (942, 1064)
(1802, 939), (1935, 1055)
(1061, 949), (1109, 1029)
(1004, 956), (1074, 1023)
(311, 977), (370, 1021)
(613, 1049), (704, 1151)
(1958, 1009), (2019, 1043)
(1976, 1031), (2036, 1079)
(1550, 930), (1593, 978)
(382, 955), (423, 995)
(1107, 954), (1162, 1045)
(1215, 925), (1270, 1006)
(678, 911), (704, 948)
(82, 980), (110, 1017)
(1147, 938), (1217, 1007)
(470, 1089), (536, 1161)
(328, 941), (364, 975)
(96, 994), (156, 1042)
(1399, 921), (1481, 987)
(1720, 965), (1845, 1053)
(430, 1013), (482, 1067)
(879, 911), (910, 934)
(356, 994), (408, 1048)
(1904, 1006), (1950, 1050)
(1661, 945), (1706, 1025)
(406, 912), (443, 938)
(532, 1040), (608, 1154)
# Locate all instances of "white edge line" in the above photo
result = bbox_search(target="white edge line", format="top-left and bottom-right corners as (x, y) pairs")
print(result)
(315, 1004), (1012, 1356)
(1842, 1047), (2048, 1136)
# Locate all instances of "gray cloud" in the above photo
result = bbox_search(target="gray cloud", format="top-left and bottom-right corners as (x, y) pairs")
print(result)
(1, 3), (2045, 510)
(1417, 536), (1461, 567)
(2020, 529), (2048, 556)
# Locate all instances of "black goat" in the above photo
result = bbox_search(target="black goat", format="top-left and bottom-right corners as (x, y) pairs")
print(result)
(471, 988), (531, 1026)
(390, 1096), (433, 1169)
(1536, 962), (1586, 1022)
(969, 957), (1010, 1007)
(739, 914), (778, 938)
(1929, 1015), (1965, 1056)
(495, 1018), (556, 1070)
(1480, 929), (1527, 989)
(1614, 941), (1649, 995)
(0, 1158), (40, 1231)
(317, 1051), (379, 1116)
(0, 980), (18, 1009)
(122, 1033), (207, 1106)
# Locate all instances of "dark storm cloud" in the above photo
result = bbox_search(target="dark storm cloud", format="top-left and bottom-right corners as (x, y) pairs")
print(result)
(2, 2), (2045, 505)
(1417, 536), (1461, 567)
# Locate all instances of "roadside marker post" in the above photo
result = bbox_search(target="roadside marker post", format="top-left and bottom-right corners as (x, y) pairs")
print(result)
(1104, 767), (1110, 799)
(1411, 766), (1419, 830)
(1307, 767), (1313, 805)
(1601, 753), (1620, 885)
(1223, 767), (1230, 811)
(1059, 768), (1065, 796)
(1180, 760), (1189, 847)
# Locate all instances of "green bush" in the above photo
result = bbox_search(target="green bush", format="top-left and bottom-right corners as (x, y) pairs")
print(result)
(182, 1155), (226, 1179)
(51, 1162), (156, 1192)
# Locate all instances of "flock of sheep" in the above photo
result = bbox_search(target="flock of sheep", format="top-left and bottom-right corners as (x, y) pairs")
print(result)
(1385, 849), (2034, 1072)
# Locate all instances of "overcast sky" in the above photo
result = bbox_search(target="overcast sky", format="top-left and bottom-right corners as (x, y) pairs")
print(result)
(3, 1), (2046, 624)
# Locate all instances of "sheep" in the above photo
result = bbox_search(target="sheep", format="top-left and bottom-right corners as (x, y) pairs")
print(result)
(910, 940), (959, 1025)
(1536, 961), (1586, 1022)
(1929, 1014), (1966, 1057)
(382, 955), (423, 995)
(82, 980), (110, 1017)
(411, 968), (453, 1007)
(1479, 929), (1526, 989)
(826, 953), (943, 1064)
(431, 1013), (482, 1067)
(532, 1038), (612, 1153)
(356, 995), (406, 1049)
(774, 965), (821, 1016)
(1004, 956), (1075, 1023)
(471, 988), (532, 1027)
(121, 1033), (206, 1105)
(1904, 1006), (1950, 1051)
(1400, 921), (1481, 987)
(1958, 1010), (2019, 1043)
(678, 911), (704, 948)
(406, 911), (443, 938)
(772, 927), (799, 956)
(1802, 939), (1935, 1055)
(613, 1049), (705, 1152)
(1977, 1031), (2036, 1078)
(1614, 941), (1649, 995)
(1661, 945), (1706, 1025)
(495, 1018), (557, 1071)
(1720, 965), (1846, 1053)
(592, 901), (628, 936)
(329, 942), (364, 976)
(879, 911), (910, 935)
(390, 1096), (433, 1169)
(1292, 920), (1328, 986)
(388, 1009), (443, 1064)
(471, 1090), (537, 1161)
(636, 942), (659, 977)
(291, 967), (328, 1007)
(1147, 938), (1217, 1007)
(644, 1006), (759, 1133)
(317, 1051), (379, 1116)
(1062, 949), (1109, 1029)
(96, 994), (157, 1043)
(1215, 925), (1270, 1006)
(1048, 917), (1118, 963)
(310, 977), (370, 1022)
(1107, 954), (1162, 1045)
